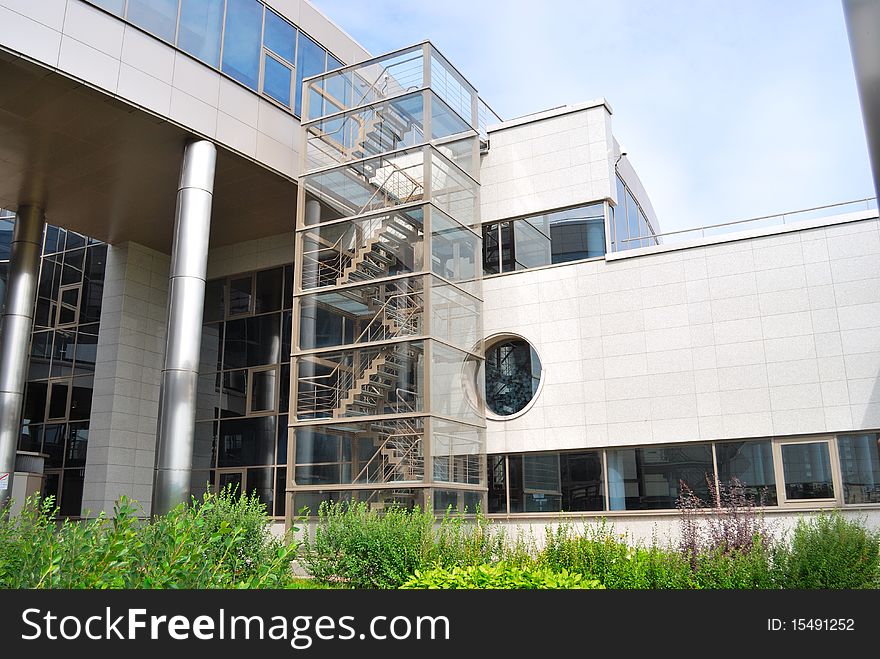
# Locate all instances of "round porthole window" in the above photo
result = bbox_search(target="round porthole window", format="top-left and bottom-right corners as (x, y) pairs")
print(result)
(484, 336), (542, 418)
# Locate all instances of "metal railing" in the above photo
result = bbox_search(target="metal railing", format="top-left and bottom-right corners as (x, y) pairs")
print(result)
(616, 196), (878, 250)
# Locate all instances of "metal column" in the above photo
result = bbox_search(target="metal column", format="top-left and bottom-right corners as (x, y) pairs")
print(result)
(0, 206), (44, 510)
(152, 140), (216, 515)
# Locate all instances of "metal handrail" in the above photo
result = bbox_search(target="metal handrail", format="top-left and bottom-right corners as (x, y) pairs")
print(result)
(618, 196), (877, 247)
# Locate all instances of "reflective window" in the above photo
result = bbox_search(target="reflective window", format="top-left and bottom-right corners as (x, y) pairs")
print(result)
(838, 433), (880, 504)
(222, 0), (263, 90)
(89, 0), (125, 15)
(263, 54), (292, 107)
(264, 9), (296, 62)
(295, 32), (326, 117)
(716, 440), (777, 505)
(127, 0), (180, 42)
(485, 338), (541, 417)
(178, 0), (224, 67)
(781, 441), (835, 500)
(607, 444), (714, 510)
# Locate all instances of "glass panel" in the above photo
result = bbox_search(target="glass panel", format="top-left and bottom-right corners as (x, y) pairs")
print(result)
(220, 369), (247, 417)
(192, 421), (218, 473)
(431, 279), (480, 353)
(487, 455), (506, 513)
(250, 368), (277, 413)
(68, 377), (93, 421)
(481, 223), (499, 275)
(50, 331), (75, 379)
(264, 54), (292, 107)
(263, 9), (295, 62)
(89, 0), (125, 15)
(560, 451), (605, 511)
(485, 339), (541, 417)
(65, 232), (86, 250)
(224, 313), (281, 369)
(430, 149), (478, 228)
(228, 276), (253, 315)
(127, 0), (180, 42)
(59, 469), (84, 517)
(81, 245), (106, 324)
(499, 221), (515, 272)
(43, 425), (66, 468)
(626, 188), (640, 247)
(22, 382), (48, 426)
(295, 342), (424, 420)
(57, 305), (77, 326)
(218, 416), (277, 467)
(65, 423), (89, 468)
(431, 342), (482, 425)
(246, 467), (275, 512)
(19, 424), (42, 453)
(607, 445), (714, 510)
(513, 216), (551, 270)
(218, 471), (243, 495)
(196, 371), (220, 420)
(295, 32), (326, 117)
(204, 279), (225, 322)
(430, 51), (475, 128)
(178, 0), (224, 67)
(716, 440), (777, 505)
(781, 442), (835, 500)
(73, 325), (99, 372)
(432, 210), (479, 291)
(221, 0), (263, 90)
(255, 267), (283, 313)
(300, 208), (424, 289)
(48, 383), (69, 420)
(299, 277), (423, 350)
(549, 203), (606, 262)
(200, 322), (223, 371)
(275, 466), (287, 516)
(838, 433), (880, 504)
(431, 419), (483, 485)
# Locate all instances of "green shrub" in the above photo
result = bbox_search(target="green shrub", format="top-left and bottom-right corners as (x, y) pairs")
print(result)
(431, 507), (508, 567)
(0, 490), (297, 589)
(300, 501), (435, 589)
(775, 513), (880, 589)
(401, 562), (603, 589)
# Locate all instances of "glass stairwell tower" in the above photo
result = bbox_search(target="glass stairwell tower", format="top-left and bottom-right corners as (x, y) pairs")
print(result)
(290, 43), (487, 515)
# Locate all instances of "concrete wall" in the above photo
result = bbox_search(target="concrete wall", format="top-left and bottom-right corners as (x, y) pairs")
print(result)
(82, 242), (169, 516)
(483, 214), (880, 454)
(0, 0), (369, 181)
(481, 102), (614, 223)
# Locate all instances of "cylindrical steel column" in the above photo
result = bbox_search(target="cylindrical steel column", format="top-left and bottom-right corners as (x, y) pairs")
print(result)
(0, 206), (45, 510)
(152, 140), (216, 515)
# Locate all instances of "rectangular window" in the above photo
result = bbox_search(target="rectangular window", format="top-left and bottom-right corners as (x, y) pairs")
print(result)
(626, 188), (640, 247)
(263, 9), (296, 62)
(838, 433), (880, 504)
(177, 0), (224, 67)
(228, 275), (253, 316)
(607, 444), (714, 511)
(481, 223), (500, 275)
(263, 53), (293, 107)
(560, 451), (605, 511)
(249, 367), (277, 414)
(295, 32), (327, 117)
(221, 0), (263, 91)
(127, 0), (180, 43)
(715, 440), (777, 505)
(779, 440), (835, 501)
(48, 382), (69, 421)
(88, 0), (125, 16)
(614, 176), (628, 251)
(56, 284), (81, 327)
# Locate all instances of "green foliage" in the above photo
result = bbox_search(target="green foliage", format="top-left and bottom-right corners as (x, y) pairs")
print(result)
(775, 512), (880, 589)
(300, 500), (435, 589)
(401, 563), (603, 590)
(0, 489), (297, 589)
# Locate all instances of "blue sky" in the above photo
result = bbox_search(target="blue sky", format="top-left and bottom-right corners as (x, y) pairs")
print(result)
(311, 0), (873, 234)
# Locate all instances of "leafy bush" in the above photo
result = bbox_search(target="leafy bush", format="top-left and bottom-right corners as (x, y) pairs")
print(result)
(0, 490), (297, 589)
(775, 513), (880, 589)
(300, 501), (435, 589)
(401, 563), (603, 589)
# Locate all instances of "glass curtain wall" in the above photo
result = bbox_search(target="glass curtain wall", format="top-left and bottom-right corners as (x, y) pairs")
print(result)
(293, 44), (486, 516)
(192, 266), (293, 517)
(610, 174), (659, 252)
(0, 220), (108, 518)
(84, 0), (344, 114)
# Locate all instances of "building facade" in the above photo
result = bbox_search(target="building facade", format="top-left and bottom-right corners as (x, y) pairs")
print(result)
(0, 0), (878, 537)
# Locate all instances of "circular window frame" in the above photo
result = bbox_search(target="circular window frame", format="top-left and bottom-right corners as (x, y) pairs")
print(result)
(481, 332), (545, 422)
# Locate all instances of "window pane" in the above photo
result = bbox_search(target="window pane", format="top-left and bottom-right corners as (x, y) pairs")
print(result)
(204, 278), (225, 322)
(246, 467), (275, 513)
(57, 306), (77, 326)
(218, 416), (277, 467)
(607, 445), (714, 510)
(264, 9), (295, 62)
(127, 0), (180, 42)
(178, 0), (224, 67)
(295, 32), (326, 116)
(250, 369), (277, 413)
(275, 467), (287, 517)
(561, 451), (605, 511)
(68, 377), (93, 421)
(255, 267), (283, 313)
(48, 383), (69, 420)
(514, 217), (551, 269)
(220, 369), (247, 417)
(59, 469), (85, 517)
(614, 176), (628, 250)
(838, 433), (880, 504)
(74, 324), (99, 370)
(716, 440), (777, 505)
(482, 223), (500, 275)
(264, 55), (292, 106)
(485, 339), (541, 416)
(88, 0), (125, 16)
(781, 442), (834, 500)
(222, 0), (263, 90)
(228, 276), (252, 315)
(43, 425), (66, 468)
(626, 188), (640, 245)
(81, 245), (106, 324)
(66, 423), (89, 468)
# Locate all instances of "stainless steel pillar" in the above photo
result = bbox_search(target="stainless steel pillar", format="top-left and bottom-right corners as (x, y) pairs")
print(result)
(0, 206), (44, 510)
(152, 140), (216, 515)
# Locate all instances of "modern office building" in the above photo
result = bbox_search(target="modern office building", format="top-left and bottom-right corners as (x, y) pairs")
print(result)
(0, 0), (878, 538)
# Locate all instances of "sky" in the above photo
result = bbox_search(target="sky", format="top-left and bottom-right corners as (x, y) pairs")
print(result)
(311, 0), (873, 235)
